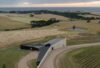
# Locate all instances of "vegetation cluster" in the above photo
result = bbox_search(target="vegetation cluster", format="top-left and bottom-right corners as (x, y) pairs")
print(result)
(31, 18), (59, 27)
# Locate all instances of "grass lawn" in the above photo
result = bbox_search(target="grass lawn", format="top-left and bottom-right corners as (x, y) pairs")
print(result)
(0, 44), (30, 68)
(59, 46), (100, 68)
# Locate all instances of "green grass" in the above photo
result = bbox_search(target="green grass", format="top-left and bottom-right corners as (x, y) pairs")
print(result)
(68, 35), (100, 45)
(28, 60), (37, 68)
(0, 45), (30, 68)
(59, 46), (100, 68)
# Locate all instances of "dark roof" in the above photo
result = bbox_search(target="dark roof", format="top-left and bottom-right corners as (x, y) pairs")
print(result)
(37, 38), (64, 63)
(37, 44), (50, 62)
(21, 43), (43, 50)
(21, 43), (43, 47)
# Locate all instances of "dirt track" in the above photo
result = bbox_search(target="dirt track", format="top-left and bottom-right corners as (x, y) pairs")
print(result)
(41, 42), (100, 68)
(17, 51), (38, 68)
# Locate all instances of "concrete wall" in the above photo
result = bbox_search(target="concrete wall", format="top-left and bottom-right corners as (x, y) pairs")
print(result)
(37, 38), (67, 68)
(52, 38), (66, 49)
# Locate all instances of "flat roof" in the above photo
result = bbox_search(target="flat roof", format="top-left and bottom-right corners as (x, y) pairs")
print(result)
(44, 38), (64, 45)
(37, 38), (65, 63)
(21, 43), (43, 50)
(37, 45), (50, 62)
(21, 43), (43, 47)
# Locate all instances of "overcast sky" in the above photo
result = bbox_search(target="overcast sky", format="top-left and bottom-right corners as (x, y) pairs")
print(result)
(0, 0), (100, 7)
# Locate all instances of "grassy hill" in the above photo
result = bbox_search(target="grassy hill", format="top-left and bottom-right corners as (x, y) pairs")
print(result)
(59, 46), (100, 68)
(0, 16), (30, 31)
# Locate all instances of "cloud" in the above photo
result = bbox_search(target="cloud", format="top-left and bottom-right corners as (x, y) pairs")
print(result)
(0, 0), (100, 7)
(27, 0), (99, 3)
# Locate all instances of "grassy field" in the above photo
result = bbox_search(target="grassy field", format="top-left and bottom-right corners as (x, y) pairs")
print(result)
(34, 14), (100, 34)
(67, 35), (100, 45)
(59, 46), (100, 68)
(0, 44), (30, 68)
(0, 13), (69, 23)
(57, 20), (100, 33)
(0, 29), (65, 48)
(0, 13), (69, 31)
(35, 14), (69, 21)
(0, 16), (30, 30)
(5, 14), (43, 23)
(79, 14), (100, 17)
(0, 13), (100, 34)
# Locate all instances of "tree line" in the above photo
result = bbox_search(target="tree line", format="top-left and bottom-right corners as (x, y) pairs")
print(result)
(31, 18), (59, 27)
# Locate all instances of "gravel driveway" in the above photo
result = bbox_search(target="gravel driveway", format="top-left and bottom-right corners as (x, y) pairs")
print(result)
(18, 51), (38, 68)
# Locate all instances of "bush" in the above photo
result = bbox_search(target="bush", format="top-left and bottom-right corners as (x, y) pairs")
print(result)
(97, 32), (100, 35)
(30, 14), (34, 17)
(4, 29), (10, 31)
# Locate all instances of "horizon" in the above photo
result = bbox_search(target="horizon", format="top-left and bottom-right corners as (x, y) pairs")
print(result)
(0, 0), (100, 7)
(0, 7), (100, 8)
(0, 7), (100, 12)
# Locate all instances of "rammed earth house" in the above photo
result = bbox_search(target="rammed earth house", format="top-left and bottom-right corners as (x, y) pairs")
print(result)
(20, 38), (67, 68)
(37, 38), (66, 68)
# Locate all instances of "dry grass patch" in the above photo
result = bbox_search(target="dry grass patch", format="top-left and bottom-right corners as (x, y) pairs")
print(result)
(0, 16), (30, 30)
(0, 13), (42, 23)
(34, 14), (69, 21)
(0, 13), (69, 24)
(53, 20), (100, 33)
(0, 29), (65, 48)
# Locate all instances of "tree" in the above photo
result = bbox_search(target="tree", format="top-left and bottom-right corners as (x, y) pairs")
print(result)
(98, 21), (100, 23)
(72, 25), (76, 30)
(30, 14), (34, 17)
(97, 32), (100, 36)
(87, 19), (91, 23)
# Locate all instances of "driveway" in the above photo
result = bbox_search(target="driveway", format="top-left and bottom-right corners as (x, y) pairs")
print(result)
(17, 51), (38, 68)
(40, 42), (100, 68)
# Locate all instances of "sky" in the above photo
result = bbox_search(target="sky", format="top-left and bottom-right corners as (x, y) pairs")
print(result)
(0, 0), (100, 7)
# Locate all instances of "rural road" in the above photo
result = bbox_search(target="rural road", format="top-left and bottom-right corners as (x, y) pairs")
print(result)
(41, 42), (100, 68)
(18, 51), (38, 68)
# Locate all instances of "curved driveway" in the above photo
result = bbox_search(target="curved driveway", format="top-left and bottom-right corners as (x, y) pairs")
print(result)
(41, 42), (100, 68)
(18, 51), (38, 68)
